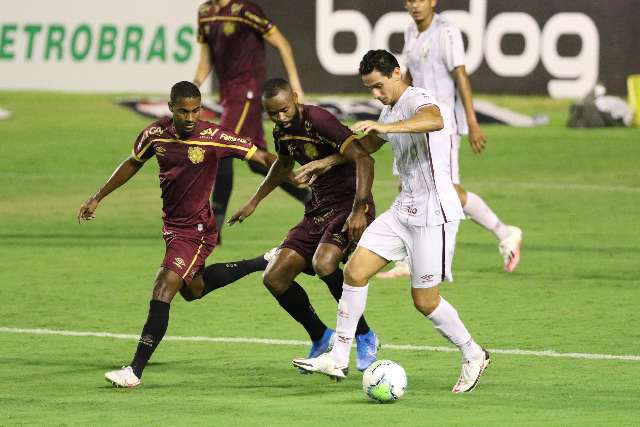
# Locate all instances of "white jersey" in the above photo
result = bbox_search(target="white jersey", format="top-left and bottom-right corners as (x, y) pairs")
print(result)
(378, 86), (464, 227)
(403, 14), (467, 135)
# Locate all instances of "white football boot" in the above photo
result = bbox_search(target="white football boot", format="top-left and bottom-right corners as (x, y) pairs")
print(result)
(105, 366), (141, 388)
(263, 247), (279, 262)
(499, 226), (522, 272)
(292, 353), (348, 380)
(451, 349), (491, 394)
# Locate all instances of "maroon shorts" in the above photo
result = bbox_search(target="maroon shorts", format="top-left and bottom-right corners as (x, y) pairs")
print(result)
(220, 96), (266, 150)
(160, 225), (217, 284)
(280, 203), (375, 274)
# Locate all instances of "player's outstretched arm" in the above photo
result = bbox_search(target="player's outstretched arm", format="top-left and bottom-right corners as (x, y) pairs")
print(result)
(77, 157), (144, 223)
(451, 66), (486, 154)
(193, 43), (213, 87)
(340, 141), (375, 244)
(352, 106), (443, 135)
(264, 28), (304, 102)
(227, 155), (294, 225)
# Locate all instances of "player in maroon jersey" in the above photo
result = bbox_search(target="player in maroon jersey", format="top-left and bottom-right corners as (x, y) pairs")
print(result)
(193, 0), (309, 241)
(78, 81), (275, 388)
(227, 78), (380, 372)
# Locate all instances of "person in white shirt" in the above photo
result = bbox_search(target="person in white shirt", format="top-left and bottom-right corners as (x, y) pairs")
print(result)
(292, 50), (490, 394)
(378, 0), (522, 279)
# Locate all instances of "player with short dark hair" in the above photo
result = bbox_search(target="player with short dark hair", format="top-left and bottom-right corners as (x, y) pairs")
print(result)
(293, 51), (489, 393)
(227, 78), (380, 372)
(78, 81), (275, 388)
(193, 0), (309, 242)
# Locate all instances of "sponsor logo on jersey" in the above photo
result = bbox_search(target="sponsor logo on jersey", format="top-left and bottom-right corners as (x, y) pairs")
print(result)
(200, 127), (218, 138)
(173, 257), (186, 270)
(187, 146), (205, 164)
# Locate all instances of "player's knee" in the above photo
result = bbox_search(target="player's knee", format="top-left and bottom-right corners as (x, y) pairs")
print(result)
(312, 255), (338, 278)
(343, 263), (368, 286)
(413, 296), (440, 316)
(262, 270), (288, 296)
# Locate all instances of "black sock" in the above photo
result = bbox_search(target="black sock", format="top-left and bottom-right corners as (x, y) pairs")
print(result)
(130, 300), (170, 378)
(201, 255), (269, 298)
(248, 160), (310, 203)
(211, 157), (234, 243)
(320, 268), (371, 336)
(274, 281), (326, 342)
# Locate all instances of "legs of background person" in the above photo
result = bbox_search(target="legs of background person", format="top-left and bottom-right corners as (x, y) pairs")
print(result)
(262, 248), (327, 342)
(211, 157), (234, 242)
(455, 184), (522, 272)
(328, 246), (388, 367)
(312, 243), (371, 336)
(248, 159), (310, 203)
(455, 184), (511, 241)
(179, 254), (270, 301)
(129, 268), (184, 379)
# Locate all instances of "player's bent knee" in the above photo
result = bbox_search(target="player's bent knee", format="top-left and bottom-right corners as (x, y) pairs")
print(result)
(343, 263), (369, 286)
(413, 299), (440, 316)
(262, 270), (289, 296)
(152, 268), (184, 303)
(312, 257), (338, 278)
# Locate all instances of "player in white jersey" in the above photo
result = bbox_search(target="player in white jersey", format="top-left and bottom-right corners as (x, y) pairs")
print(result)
(292, 50), (489, 394)
(378, 0), (522, 278)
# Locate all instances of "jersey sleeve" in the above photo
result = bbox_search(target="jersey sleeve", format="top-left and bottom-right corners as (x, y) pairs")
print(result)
(308, 107), (357, 155)
(213, 129), (258, 160)
(196, 2), (212, 43)
(442, 24), (465, 72)
(242, 2), (275, 36)
(131, 125), (159, 163)
(407, 89), (439, 115)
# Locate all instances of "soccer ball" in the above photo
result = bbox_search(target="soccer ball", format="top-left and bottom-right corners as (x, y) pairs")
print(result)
(362, 360), (407, 403)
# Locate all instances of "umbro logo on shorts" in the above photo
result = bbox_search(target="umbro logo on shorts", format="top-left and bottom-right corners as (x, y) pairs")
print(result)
(173, 257), (186, 270)
(420, 274), (435, 283)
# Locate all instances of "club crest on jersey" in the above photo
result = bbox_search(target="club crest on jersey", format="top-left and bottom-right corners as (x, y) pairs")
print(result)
(304, 120), (312, 132)
(304, 143), (318, 159)
(188, 146), (205, 164)
(223, 22), (236, 36)
(173, 257), (186, 270)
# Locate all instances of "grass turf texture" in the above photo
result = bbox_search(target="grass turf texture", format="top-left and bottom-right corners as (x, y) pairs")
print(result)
(1, 92), (639, 426)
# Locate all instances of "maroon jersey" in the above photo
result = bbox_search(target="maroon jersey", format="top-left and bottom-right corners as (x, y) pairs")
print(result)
(132, 117), (257, 231)
(197, 0), (274, 101)
(274, 105), (370, 216)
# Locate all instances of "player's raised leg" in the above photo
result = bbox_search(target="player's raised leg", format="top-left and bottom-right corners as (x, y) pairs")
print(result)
(179, 251), (273, 301)
(313, 243), (379, 371)
(105, 268), (183, 388)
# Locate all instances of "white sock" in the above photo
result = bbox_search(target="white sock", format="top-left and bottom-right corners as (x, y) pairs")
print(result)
(330, 283), (369, 367)
(428, 297), (481, 360)
(463, 192), (509, 241)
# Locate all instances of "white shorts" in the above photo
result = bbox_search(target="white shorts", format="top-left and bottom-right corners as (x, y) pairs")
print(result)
(358, 210), (459, 288)
(450, 134), (461, 185)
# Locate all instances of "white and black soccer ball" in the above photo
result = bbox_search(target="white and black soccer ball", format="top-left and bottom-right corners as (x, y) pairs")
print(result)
(362, 360), (407, 403)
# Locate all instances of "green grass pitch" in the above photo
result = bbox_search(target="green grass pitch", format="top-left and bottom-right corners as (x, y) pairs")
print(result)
(0, 92), (639, 426)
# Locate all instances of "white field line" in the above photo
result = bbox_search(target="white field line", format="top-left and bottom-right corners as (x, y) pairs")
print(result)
(1, 327), (639, 362)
